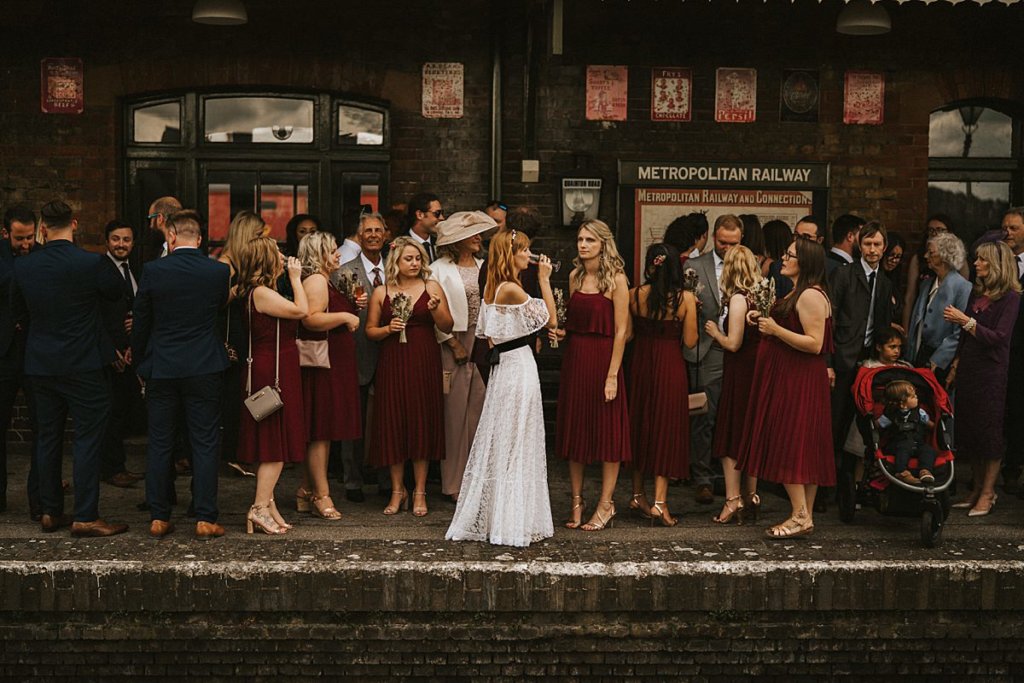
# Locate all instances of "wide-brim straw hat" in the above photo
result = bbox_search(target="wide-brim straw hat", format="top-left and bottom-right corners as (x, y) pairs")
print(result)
(435, 211), (498, 247)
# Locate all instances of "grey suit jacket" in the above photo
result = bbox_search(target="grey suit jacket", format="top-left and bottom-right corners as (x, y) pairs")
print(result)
(905, 271), (971, 370)
(682, 251), (724, 382)
(336, 255), (382, 387)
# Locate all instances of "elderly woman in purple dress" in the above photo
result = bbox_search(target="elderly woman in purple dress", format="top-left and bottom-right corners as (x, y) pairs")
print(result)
(944, 241), (1021, 517)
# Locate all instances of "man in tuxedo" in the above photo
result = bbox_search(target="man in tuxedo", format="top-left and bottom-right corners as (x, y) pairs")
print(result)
(999, 208), (1024, 493)
(11, 200), (128, 536)
(405, 192), (444, 262)
(142, 196), (182, 263)
(684, 214), (743, 505)
(335, 211), (387, 501)
(98, 220), (144, 488)
(828, 222), (893, 473)
(770, 215), (829, 298)
(132, 210), (230, 539)
(828, 214), (865, 269)
(0, 203), (40, 514)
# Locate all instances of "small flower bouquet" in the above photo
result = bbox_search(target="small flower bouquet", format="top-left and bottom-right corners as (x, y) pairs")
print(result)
(682, 267), (704, 315)
(748, 277), (776, 319)
(335, 270), (359, 304)
(390, 291), (414, 343)
(552, 288), (568, 349)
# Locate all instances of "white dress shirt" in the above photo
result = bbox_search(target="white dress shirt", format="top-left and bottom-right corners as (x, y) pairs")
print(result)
(831, 247), (854, 264)
(361, 252), (384, 289)
(338, 238), (362, 264)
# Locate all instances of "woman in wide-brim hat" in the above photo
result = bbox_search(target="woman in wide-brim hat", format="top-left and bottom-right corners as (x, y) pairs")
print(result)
(430, 211), (497, 502)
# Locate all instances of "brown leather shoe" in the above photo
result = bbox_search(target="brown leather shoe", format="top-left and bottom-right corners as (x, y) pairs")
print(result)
(40, 513), (73, 533)
(695, 484), (714, 505)
(125, 471), (145, 482)
(104, 472), (138, 488)
(149, 520), (174, 538)
(195, 521), (225, 540)
(70, 519), (129, 537)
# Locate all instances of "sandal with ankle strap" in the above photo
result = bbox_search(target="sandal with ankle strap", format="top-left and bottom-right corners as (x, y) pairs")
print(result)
(713, 495), (744, 525)
(581, 501), (616, 531)
(412, 490), (429, 517)
(311, 494), (342, 520)
(650, 500), (677, 528)
(765, 515), (813, 539)
(629, 493), (652, 519)
(565, 496), (586, 529)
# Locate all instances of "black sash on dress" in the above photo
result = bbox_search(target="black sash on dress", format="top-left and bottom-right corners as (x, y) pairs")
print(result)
(488, 335), (533, 365)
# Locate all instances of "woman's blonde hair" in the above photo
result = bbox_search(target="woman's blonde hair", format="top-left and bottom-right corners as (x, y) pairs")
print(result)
(221, 210), (269, 269)
(384, 236), (432, 286)
(298, 231), (338, 278)
(570, 219), (626, 294)
(720, 245), (762, 300)
(234, 236), (281, 299)
(974, 241), (1022, 300)
(484, 228), (530, 303)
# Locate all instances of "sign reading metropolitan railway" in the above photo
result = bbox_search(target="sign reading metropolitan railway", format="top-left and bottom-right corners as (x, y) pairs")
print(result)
(619, 161), (830, 189)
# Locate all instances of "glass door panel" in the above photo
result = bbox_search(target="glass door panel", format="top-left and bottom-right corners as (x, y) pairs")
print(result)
(202, 164), (316, 245)
(260, 173), (310, 241)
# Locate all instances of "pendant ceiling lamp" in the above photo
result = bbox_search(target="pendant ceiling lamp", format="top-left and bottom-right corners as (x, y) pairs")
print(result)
(192, 0), (248, 25)
(836, 0), (891, 35)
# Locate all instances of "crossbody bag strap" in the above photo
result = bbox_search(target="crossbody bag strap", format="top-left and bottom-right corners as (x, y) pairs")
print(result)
(246, 292), (254, 394)
(274, 314), (280, 391)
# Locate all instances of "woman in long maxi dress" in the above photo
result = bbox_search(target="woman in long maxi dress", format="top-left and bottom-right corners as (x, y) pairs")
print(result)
(446, 229), (557, 547)
(553, 219), (632, 532)
(627, 243), (698, 527)
(737, 237), (835, 539)
(365, 237), (453, 517)
(944, 240), (1021, 516)
(236, 237), (310, 535)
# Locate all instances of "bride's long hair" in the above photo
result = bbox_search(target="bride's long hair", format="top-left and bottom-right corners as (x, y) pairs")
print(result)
(484, 228), (530, 303)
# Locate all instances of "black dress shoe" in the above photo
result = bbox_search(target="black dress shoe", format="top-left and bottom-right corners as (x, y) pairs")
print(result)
(345, 489), (365, 503)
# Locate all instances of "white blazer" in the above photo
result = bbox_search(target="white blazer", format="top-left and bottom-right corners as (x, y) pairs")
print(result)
(430, 256), (483, 343)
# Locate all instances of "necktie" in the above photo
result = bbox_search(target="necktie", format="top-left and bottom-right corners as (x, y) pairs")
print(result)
(120, 262), (134, 300)
(426, 239), (435, 262)
(868, 270), (876, 292)
(120, 262), (131, 282)
(372, 268), (382, 288)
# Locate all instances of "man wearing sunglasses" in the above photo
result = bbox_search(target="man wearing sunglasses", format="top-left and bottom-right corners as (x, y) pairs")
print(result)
(405, 192), (444, 262)
(143, 196), (183, 262)
(484, 200), (507, 230)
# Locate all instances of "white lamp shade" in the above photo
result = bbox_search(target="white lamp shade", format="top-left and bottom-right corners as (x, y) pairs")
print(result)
(193, 0), (248, 25)
(837, 0), (891, 35)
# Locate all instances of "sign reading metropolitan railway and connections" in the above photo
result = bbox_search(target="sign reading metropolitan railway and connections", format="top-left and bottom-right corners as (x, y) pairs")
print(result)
(620, 160), (830, 274)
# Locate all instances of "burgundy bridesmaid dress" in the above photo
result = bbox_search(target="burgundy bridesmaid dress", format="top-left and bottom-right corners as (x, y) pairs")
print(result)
(712, 299), (762, 460)
(300, 284), (362, 442)
(555, 291), (631, 464)
(369, 290), (446, 467)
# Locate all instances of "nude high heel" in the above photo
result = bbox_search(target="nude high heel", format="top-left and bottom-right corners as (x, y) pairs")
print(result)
(246, 504), (284, 535)
(383, 489), (408, 515)
(581, 500), (616, 531)
(565, 496), (586, 529)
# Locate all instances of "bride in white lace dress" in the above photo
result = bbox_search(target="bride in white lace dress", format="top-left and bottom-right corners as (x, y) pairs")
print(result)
(446, 229), (557, 547)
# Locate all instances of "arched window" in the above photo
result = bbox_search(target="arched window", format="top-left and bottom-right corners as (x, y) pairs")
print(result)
(124, 90), (390, 259)
(928, 100), (1023, 246)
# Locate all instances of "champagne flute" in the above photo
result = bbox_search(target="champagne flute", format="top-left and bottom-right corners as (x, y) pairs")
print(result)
(528, 254), (561, 272)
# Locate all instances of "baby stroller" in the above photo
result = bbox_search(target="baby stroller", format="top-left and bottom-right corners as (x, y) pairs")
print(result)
(836, 366), (955, 547)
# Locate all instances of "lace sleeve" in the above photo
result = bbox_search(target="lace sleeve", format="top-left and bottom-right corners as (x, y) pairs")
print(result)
(481, 298), (550, 339)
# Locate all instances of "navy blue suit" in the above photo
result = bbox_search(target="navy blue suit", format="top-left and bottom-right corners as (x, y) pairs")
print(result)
(132, 247), (230, 523)
(0, 241), (41, 510)
(11, 239), (122, 521)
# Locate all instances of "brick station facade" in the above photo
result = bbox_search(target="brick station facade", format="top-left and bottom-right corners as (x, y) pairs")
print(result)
(2, 0), (1022, 265)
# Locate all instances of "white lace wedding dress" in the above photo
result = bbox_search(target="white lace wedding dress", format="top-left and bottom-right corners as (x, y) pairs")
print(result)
(445, 296), (554, 547)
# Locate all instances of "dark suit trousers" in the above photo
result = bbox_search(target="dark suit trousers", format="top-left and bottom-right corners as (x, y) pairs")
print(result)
(0, 360), (38, 506)
(29, 371), (110, 521)
(100, 365), (141, 478)
(145, 373), (222, 523)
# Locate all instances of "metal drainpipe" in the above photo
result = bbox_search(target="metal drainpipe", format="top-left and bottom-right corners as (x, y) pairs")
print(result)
(490, 13), (503, 202)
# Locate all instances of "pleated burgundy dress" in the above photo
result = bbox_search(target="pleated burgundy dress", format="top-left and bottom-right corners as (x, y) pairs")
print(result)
(299, 284), (362, 442)
(736, 294), (836, 485)
(556, 291), (631, 464)
(712, 300), (762, 460)
(369, 290), (446, 467)
(627, 316), (689, 478)
(237, 307), (306, 463)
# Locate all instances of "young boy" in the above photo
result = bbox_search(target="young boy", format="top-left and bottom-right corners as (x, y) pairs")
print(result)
(878, 379), (937, 485)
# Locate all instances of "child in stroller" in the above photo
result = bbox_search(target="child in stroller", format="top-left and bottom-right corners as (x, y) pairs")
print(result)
(877, 379), (937, 486)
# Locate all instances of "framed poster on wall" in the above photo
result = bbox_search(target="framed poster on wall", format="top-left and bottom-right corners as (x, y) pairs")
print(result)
(617, 160), (830, 278)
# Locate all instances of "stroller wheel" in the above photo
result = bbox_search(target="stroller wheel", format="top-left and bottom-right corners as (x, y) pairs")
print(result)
(920, 508), (943, 548)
